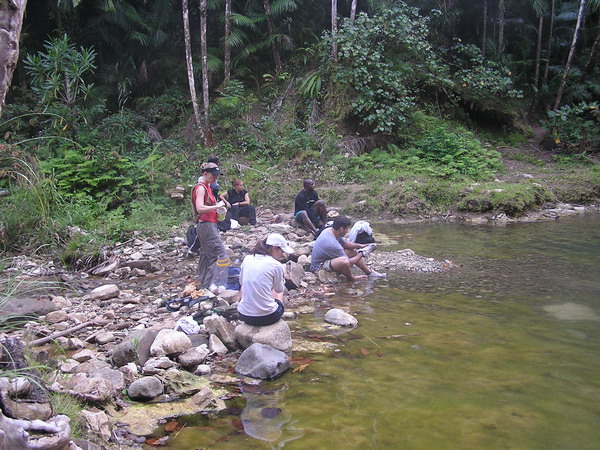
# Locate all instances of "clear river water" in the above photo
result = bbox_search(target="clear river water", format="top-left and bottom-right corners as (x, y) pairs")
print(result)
(162, 213), (600, 449)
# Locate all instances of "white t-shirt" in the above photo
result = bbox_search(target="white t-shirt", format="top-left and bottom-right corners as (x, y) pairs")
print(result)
(238, 254), (285, 317)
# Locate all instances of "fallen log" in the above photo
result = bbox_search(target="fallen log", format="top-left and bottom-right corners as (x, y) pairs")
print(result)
(29, 321), (94, 347)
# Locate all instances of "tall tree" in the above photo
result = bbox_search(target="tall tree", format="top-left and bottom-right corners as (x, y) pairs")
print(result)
(498, 0), (505, 55)
(482, 0), (488, 57)
(532, 0), (547, 109)
(0, 0), (28, 117)
(331, 0), (338, 62)
(182, 0), (203, 134)
(350, 0), (357, 25)
(200, 0), (212, 145)
(263, 0), (282, 73)
(224, 0), (232, 83)
(553, 0), (588, 110)
(542, 0), (556, 85)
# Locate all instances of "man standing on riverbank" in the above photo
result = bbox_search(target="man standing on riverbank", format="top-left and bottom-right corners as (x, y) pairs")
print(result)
(294, 178), (328, 236)
(311, 216), (386, 281)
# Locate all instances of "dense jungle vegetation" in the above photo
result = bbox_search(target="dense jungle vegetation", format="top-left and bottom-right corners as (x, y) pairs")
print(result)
(1, 0), (599, 265)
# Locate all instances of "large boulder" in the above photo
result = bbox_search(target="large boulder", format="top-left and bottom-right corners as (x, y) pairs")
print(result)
(128, 376), (164, 401)
(111, 329), (158, 367)
(235, 343), (290, 380)
(324, 309), (358, 327)
(203, 315), (237, 349)
(149, 329), (192, 357)
(235, 320), (292, 354)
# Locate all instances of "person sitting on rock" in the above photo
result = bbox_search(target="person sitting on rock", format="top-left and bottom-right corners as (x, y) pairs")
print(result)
(237, 233), (295, 326)
(294, 178), (328, 236)
(220, 178), (256, 225)
(311, 216), (386, 281)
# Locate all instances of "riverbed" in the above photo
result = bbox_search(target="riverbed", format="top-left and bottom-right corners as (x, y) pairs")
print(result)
(160, 213), (600, 449)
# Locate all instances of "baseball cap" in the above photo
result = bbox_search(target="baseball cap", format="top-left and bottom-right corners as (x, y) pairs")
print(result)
(265, 233), (294, 253)
(201, 162), (222, 175)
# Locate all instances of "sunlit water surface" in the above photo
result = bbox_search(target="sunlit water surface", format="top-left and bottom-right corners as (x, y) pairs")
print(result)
(163, 214), (600, 449)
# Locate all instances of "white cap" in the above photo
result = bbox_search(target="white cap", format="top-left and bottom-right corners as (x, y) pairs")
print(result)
(265, 233), (294, 254)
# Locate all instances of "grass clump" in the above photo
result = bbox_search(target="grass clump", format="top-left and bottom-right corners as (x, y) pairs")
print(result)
(50, 392), (86, 438)
(458, 181), (555, 216)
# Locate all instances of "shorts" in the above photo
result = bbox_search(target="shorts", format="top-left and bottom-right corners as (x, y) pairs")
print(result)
(311, 259), (334, 273)
(238, 300), (284, 326)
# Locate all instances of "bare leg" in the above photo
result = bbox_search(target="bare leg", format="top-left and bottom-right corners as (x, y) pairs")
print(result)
(330, 256), (366, 281)
(313, 200), (328, 225)
(298, 210), (318, 234)
(345, 249), (372, 275)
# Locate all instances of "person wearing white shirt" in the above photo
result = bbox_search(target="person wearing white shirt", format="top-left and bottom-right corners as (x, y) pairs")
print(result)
(237, 233), (294, 326)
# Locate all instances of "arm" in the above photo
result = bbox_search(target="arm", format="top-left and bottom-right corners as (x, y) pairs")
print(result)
(219, 191), (230, 208)
(194, 185), (220, 214)
(342, 240), (367, 250)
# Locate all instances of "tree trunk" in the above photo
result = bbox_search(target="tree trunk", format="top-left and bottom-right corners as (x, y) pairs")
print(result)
(553, 0), (588, 110)
(532, 14), (544, 109)
(543, 0), (555, 85)
(583, 17), (600, 77)
(331, 0), (338, 62)
(0, 0), (28, 117)
(224, 0), (231, 84)
(482, 0), (488, 58)
(200, 0), (212, 145)
(182, 0), (203, 134)
(350, 0), (357, 25)
(498, 0), (505, 55)
(263, 0), (282, 73)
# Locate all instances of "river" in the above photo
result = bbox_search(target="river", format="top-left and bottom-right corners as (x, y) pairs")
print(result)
(163, 213), (600, 449)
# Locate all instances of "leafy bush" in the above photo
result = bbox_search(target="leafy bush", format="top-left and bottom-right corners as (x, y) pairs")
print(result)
(210, 80), (257, 129)
(543, 102), (600, 152)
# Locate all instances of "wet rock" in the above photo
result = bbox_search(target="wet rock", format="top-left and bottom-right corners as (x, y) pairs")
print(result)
(123, 260), (153, 271)
(235, 343), (290, 380)
(0, 297), (57, 318)
(192, 388), (215, 408)
(324, 309), (358, 327)
(203, 316), (236, 349)
(150, 329), (192, 357)
(81, 409), (112, 442)
(235, 320), (292, 353)
(128, 376), (164, 401)
(208, 335), (228, 356)
(177, 345), (210, 368)
(90, 284), (120, 301)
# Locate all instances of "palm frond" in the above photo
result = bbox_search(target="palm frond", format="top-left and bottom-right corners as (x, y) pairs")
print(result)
(270, 0), (299, 15)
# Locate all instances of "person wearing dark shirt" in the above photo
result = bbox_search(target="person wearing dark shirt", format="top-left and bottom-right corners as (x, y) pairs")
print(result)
(220, 179), (256, 225)
(294, 178), (327, 235)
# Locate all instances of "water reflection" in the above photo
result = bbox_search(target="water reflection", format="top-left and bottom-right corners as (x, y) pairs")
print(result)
(240, 383), (304, 447)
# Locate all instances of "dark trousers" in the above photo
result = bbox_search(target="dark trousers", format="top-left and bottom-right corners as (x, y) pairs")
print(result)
(238, 300), (284, 326)
(231, 205), (256, 225)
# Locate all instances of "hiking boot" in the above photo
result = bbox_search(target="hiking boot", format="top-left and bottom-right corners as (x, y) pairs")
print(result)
(187, 249), (199, 258)
(368, 270), (387, 278)
(357, 243), (377, 258)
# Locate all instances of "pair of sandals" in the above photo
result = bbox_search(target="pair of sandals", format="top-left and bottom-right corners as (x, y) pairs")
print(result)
(165, 295), (210, 312)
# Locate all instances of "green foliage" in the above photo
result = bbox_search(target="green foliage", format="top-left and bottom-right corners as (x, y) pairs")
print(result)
(327, 118), (501, 182)
(547, 167), (600, 203)
(49, 392), (85, 438)
(447, 42), (523, 107)
(60, 231), (105, 269)
(543, 102), (600, 152)
(210, 80), (257, 129)
(331, 4), (437, 133)
(24, 34), (96, 108)
(458, 182), (554, 216)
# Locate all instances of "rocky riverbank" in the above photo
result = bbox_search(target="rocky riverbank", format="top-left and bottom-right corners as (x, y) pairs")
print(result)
(1, 204), (597, 449)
